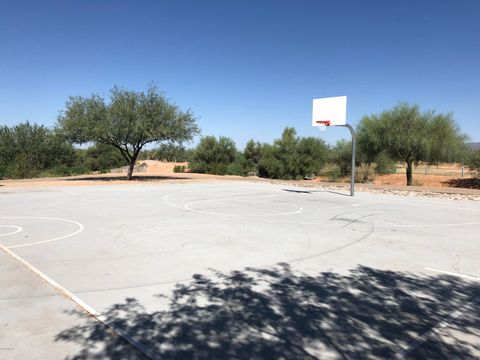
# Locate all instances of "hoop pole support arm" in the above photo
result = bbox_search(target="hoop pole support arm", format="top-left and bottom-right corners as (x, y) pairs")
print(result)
(338, 124), (356, 196)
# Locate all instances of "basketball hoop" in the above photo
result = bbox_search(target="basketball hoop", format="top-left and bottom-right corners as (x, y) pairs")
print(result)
(316, 120), (330, 132)
(311, 96), (356, 196)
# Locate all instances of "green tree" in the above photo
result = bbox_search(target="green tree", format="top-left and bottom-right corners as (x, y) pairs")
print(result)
(0, 126), (15, 177)
(10, 122), (50, 178)
(0, 122), (79, 178)
(244, 139), (263, 173)
(297, 137), (328, 177)
(256, 128), (328, 180)
(357, 103), (467, 186)
(83, 143), (126, 173)
(427, 113), (468, 164)
(330, 140), (355, 176)
(274, 127), (299, 179)
(57, 85), (199, 180)
(226, 151), (251, 176)
(154, 143), (188, 162)
(257, 154), (284, 179)
(190, 136), (237, 175)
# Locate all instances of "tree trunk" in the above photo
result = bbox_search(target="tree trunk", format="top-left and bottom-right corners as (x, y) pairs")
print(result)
(126, 148), (142, 180)
(127, 160), (135, 180)
(406, 160), (413, 186)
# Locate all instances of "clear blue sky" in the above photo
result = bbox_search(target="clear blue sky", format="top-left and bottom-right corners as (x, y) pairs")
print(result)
(1, 0), (479, 147)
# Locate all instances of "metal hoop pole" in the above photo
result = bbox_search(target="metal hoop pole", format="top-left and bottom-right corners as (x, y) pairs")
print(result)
(338, 124), (356, 196)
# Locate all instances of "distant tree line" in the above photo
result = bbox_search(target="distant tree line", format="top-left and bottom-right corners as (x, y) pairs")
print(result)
(186, 128), (395, 182)
(1, 87), (478, 186)
(188, 103), (473, 185)
(0, 122), (127, 179)
(188, 128), (331, 179)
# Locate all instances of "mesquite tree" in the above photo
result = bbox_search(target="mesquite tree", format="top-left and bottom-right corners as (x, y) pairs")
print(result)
(357, 103), (467, 186)
(57, 85), (199, 179)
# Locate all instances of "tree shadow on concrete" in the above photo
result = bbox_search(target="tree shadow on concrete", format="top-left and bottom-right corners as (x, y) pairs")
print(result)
(56, 265), (480, 359)
(66, 175), (190, 182)
(442, 178), (480, 190)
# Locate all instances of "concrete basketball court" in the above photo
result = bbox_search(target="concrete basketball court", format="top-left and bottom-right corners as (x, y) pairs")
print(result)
(1, 181), (479, 359)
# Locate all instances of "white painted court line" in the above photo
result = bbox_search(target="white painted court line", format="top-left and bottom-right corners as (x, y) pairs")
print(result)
(0, 225), (23, 236)
(391, 267), (480, 359)
(0, 244), (161, 360)
(424, 267), (480, 281)
(390, 295), (479, 360)
(0, 217), (84, 249)
(165, 193), (392, 218)
(168, 193), (304, 217)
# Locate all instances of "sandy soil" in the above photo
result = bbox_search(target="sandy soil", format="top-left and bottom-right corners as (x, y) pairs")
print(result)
(0, 161), (245, 188)
(373, 173), (469, 187)
(1, 160), (479, 193)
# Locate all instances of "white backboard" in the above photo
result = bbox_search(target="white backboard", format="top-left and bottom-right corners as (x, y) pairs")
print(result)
(312, 96), (347, 126)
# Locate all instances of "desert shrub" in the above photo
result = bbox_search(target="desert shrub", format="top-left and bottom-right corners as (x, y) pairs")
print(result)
(330, 140), (355, 176)
(148, 143), (190, 162)
(173, 165), (186, 173)
(244, 139), (263, 171)
(0, 164), (8, 179)
(243, 139), (268, 175)
(137, 149), (155, 160)
(374, 153), (396, 175)
(226, 153), (250, 176)
(186, 128), (330, 180)
(190, 136), (237, 175)
(253, 128), (328, 180)
(0, 122), (81, 179)
(355, 164), (376, 183)
(257, 155), (285, 179)
(325, 164), (342, 182)
(297, 137), (329, 178)
(83, 143), (126, 173)
(273, 127), (300, 179)
(467, 150), (480, 177)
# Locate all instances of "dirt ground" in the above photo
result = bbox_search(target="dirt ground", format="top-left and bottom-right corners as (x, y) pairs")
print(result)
(0, 161), (243, 188)
(1, 160), (479, 191)
(373, 173), (474, 188)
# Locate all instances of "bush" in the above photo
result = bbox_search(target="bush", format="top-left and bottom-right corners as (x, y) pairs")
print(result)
(189, 128), (329, 180)
(244, 140), (263, 172)
(467, 150), (480, 177)
(297, 137), (329, 177)
(173, 165), (186, 173)
(190, 136), (237, 175)
(330, 140), (355, 176)
(355, 164), (376, 183)
(83, 144), (126, 173)
(0, 122), (81, 179)
(147, 143), (190, 162)
(226, 153), (250, 176)
(325, 164), (341, 182)
(253, 128), (328, 180)
(374, 153), (396, 175)
(258, 156), (285, 179)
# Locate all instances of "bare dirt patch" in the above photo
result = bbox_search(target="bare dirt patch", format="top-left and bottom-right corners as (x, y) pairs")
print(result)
(1, 160), (479, 200)
(0, 161), (245, 188)
(372, 173), (473, 188)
